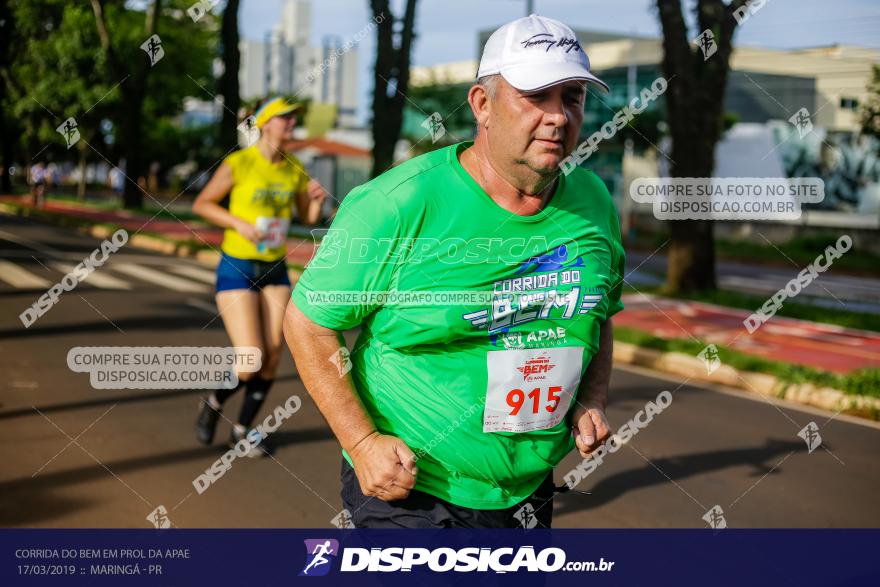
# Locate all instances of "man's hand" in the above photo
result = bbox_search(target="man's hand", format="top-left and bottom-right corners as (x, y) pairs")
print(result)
(348, 432), (419, 501)
(571, 400), (612, 458)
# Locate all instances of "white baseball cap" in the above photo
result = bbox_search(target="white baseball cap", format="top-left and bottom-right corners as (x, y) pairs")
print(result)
(477, 14), (608, 93)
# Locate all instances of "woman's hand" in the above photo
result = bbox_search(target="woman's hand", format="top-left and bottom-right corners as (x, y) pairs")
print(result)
(306, 178), (328, 202)
(296, 179), (328, 226)
(233, 218), (265, 244)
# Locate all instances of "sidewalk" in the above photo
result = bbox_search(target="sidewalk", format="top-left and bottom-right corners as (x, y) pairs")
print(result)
(0, 195), (319, 267)
(625, 249), (880, 315)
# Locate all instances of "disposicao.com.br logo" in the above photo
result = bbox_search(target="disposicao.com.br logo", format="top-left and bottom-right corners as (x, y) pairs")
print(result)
(299, 540), (614, 575)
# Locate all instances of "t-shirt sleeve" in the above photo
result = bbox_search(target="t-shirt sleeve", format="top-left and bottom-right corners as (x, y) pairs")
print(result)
(221, 150), (243, 182)
(604, 196), (626, 322)
(292, 185), (402, 330)
(294, 160), (309, 195)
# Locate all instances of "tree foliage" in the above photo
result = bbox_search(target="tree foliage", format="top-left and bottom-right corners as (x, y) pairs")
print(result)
(0, 0), (216, 206)
(859, 64), (880, 139)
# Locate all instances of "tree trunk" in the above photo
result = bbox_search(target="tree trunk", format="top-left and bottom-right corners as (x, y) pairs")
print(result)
(369, 0), (417, 177)
(656, 0), (748, 293)
(218, 0), (241, 152)
(119, 86), (147, 209)
(0, 114), (12, 193)
(77, 143), (88, 199)
(0, 0), (13, 193)
(90, 0), (162, 209)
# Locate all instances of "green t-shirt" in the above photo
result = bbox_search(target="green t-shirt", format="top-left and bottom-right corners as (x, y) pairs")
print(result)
(292, 141), (625, 509)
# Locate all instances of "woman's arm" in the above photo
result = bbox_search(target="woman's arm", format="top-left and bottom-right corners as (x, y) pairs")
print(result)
(192, 163), (262, 243)
(295, 178), (328, 226)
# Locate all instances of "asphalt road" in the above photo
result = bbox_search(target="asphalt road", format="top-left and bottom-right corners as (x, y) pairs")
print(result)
(1, 214), (878, 529)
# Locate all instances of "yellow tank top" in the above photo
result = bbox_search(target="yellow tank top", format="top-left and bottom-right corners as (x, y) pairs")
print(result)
(220, 145), (309, 261)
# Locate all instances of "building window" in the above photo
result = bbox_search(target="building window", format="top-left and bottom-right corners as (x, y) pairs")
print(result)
(840, 97), (859, 110)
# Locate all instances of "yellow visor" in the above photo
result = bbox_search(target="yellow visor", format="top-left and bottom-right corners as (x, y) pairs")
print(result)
(254, 98), (302, 129)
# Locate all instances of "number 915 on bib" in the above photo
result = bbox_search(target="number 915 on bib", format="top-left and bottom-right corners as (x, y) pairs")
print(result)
(483, 346), (584, 433)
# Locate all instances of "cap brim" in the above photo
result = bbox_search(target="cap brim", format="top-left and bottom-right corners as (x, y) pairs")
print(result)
(500, 61), (609, 93)
(255, 102), (304, 128)
(275, 103), (303, 116)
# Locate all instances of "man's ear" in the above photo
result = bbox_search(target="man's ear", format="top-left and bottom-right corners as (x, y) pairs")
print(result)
(468, 84), (491, 129)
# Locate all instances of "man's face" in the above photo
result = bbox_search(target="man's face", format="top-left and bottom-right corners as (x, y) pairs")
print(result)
(487, 77), (586, 175)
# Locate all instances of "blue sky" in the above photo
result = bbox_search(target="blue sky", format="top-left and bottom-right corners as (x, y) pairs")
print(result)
(239, 0), (880, 124)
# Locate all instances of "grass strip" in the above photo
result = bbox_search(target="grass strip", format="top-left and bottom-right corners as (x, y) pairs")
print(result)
(614, 325), (880, 399)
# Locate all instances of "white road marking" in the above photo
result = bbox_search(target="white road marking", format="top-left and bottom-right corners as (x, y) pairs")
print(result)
(0, 260), (51, 288)
(50, 262), (132, 290)
(0, 229), (62, 256)
(186, 298), (217, 314)
(112, 264), (208, 293)
(170, 264), (216, 284)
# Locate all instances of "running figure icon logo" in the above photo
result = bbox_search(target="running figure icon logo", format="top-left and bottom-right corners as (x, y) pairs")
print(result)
(694, 29), (717, 60)
(697, 344), (721, 375)
(798, 421), (822, 454)
(140, 34), (165, 67)
(299, 539), (339, 577)
(145, 505), (171, 529)
(513, 502), (539, 529)
(789, 107), (814, 139)
(56, 117), (80, 149)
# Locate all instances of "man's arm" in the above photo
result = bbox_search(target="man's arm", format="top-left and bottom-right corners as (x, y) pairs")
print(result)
(282, 301), (418, 501)
(571, 318), (614, 458)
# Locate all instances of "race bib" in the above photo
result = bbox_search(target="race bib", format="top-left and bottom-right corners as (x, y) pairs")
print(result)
(483, 346), (584, 433)
(255, 216), (290, 249)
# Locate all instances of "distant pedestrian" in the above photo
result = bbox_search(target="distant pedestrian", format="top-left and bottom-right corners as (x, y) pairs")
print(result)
(30, 162), (47, 208)
(109, 163), (125, 199)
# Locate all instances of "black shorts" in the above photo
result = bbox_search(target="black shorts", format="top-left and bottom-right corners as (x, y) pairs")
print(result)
(340, 458), (555, 529)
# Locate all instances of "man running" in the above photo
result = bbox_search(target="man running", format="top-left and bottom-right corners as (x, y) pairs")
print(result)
(284, 15), (624, 528)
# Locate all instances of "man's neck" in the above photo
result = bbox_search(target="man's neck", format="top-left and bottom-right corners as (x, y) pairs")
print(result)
(459, 140), (558, 216)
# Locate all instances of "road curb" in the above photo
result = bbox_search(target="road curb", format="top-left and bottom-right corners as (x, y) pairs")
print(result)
(1, 201), (223, 265)
(613, 341), (880, 416)
(0, 201), (303, 282)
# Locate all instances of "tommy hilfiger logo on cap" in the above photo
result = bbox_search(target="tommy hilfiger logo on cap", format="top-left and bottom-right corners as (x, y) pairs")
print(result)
(520, 33), (583, 54)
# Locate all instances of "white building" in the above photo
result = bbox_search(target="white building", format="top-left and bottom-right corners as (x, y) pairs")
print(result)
(239, 0), (359, 127)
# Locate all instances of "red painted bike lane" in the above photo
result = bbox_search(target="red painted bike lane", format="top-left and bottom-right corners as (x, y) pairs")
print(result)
(615, 293), (880, 374)
(2, 196), (319, 267)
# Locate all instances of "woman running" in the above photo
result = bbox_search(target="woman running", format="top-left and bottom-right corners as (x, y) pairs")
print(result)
(192, 97), (326, 456)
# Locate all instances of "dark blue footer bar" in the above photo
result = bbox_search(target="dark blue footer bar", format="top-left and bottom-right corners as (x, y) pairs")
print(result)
(2, 529), (877, 586)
